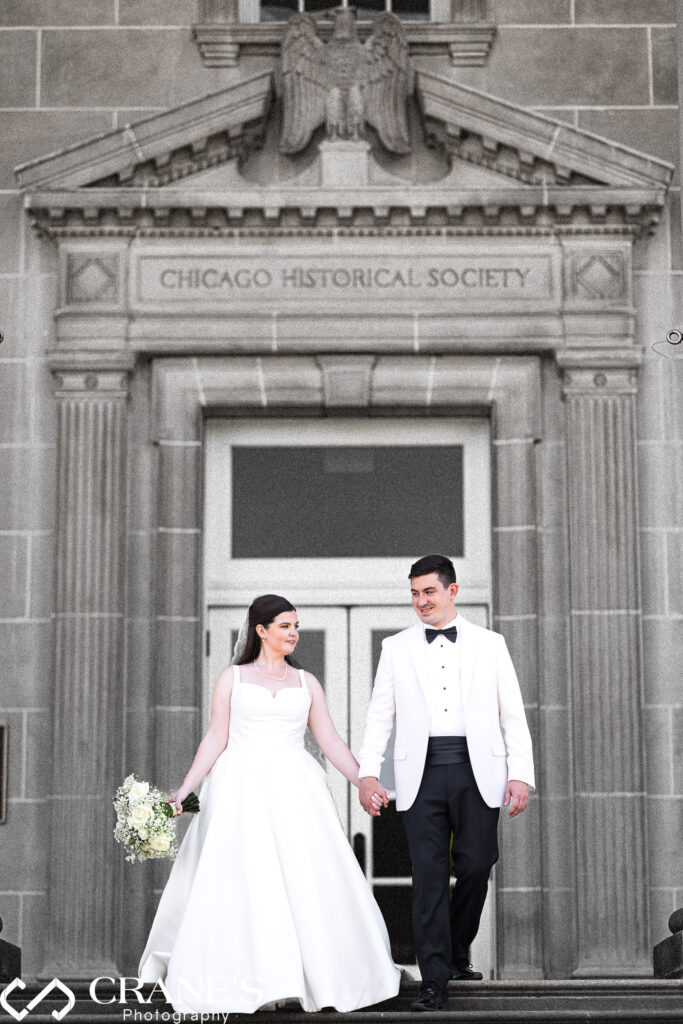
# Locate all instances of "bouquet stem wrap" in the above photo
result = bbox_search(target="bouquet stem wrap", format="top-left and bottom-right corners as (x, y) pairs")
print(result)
(163, 793), (201, 816)
(113, 775), (201, 861)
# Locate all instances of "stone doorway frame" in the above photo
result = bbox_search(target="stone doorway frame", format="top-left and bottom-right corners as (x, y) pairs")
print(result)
(144, 353), (546, 979)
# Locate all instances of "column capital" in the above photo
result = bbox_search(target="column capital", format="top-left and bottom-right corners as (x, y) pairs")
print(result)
(48, 350), (136, 397)
(557, 346), (643, 396)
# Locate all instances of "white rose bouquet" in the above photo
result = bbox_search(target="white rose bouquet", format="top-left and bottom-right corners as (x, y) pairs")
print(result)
(113, 774), (200, 862)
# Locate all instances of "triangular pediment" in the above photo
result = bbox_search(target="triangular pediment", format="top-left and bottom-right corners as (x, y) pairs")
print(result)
(15, 65), (673, 235)
(15, 69), (273, 191)
(416, 70), (672, 191)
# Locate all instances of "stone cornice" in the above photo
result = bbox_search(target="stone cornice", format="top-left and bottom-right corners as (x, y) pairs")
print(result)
(14, 70), (272, 191)
(417, 70), (675, 191)
(24, 184), (666, 236)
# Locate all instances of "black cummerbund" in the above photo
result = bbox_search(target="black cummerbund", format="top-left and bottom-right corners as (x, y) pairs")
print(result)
(426, 735), (469, 765)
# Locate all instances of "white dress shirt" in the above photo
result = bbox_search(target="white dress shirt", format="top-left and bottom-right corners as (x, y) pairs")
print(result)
(423, 614), (466, 737)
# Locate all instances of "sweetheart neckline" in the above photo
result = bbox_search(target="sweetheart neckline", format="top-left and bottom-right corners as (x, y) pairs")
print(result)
(239, 681), (305, 701)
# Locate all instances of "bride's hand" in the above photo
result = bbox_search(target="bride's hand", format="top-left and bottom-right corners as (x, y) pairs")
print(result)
(169, 789), (187, 816)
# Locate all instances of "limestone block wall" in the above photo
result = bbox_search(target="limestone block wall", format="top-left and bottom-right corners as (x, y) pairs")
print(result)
(0, 0), (680, 978)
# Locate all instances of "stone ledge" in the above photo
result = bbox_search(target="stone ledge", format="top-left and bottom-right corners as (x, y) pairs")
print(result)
(193, 21), (496, 68)
(46, 350), (136, 375)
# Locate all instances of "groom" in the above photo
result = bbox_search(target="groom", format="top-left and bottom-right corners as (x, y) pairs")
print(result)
(358, 554), (535, 1011)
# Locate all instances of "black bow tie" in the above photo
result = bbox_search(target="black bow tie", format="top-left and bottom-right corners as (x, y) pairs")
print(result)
(425, 626), (458, 644)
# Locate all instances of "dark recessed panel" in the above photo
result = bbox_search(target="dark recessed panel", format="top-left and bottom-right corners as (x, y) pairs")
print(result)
(260, 0), (298, 21)
(232, 445), (464, 558)
(388, 0), (429, 19)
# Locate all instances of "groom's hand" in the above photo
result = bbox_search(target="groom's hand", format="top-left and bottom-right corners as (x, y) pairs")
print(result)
(359, 777), (390, 817)
(504, 780), (529, 818)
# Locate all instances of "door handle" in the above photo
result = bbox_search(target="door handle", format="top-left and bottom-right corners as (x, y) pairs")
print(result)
(353, 832), (366, 875)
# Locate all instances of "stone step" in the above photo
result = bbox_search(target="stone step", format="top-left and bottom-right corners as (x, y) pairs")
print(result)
(11, 1010), (683, 1024)
(7, 979), (682, 1024)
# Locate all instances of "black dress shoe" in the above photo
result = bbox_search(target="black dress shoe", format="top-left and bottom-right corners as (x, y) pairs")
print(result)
(410, 982), (449, 1011)
(450, 963), (483, 981)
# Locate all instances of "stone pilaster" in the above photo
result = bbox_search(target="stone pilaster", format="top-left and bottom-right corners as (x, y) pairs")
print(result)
(42, 355), (134, 977)
(559, 348), (650, 976)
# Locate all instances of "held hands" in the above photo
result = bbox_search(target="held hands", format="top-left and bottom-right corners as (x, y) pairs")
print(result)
(504, 780), (529, 818)
(359, 777), (390, 817)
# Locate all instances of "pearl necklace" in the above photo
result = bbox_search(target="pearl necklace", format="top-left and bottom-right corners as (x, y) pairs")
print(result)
(253, 660), (288, 682)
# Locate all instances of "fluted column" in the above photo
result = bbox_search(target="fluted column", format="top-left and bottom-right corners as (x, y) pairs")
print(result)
(559, 350), (650, 976)
(43, 358), (133, 977)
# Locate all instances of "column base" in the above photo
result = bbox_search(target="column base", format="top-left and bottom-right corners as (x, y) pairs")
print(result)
(497, 967), (545, 980)
(572, 963), (653, 979)
(38, 960), (120, 982)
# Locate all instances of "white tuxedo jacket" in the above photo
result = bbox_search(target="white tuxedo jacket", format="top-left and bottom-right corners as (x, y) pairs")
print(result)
(358, 615), (535, 811)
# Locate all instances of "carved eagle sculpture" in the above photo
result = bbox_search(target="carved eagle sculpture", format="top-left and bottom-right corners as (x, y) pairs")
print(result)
(280, 7), (412, 156)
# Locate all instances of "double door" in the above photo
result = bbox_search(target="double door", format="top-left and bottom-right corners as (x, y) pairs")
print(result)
(206, 601), (494, 978)
(203, 414), (494, 973)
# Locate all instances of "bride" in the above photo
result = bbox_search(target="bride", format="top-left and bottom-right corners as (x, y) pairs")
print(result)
(138, 593), (401, 1014)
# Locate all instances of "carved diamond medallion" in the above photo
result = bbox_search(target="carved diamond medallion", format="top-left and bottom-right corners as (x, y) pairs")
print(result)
(570, 253), (626, 302)
(67, 255), (119, 305)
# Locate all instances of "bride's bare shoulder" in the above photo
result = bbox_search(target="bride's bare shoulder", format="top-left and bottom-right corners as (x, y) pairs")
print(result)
(214, 665), (235, 691)
(304, 670), (323, 695)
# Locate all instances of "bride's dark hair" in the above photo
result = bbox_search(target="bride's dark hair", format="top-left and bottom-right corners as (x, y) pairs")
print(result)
(237, 594), (301, 667)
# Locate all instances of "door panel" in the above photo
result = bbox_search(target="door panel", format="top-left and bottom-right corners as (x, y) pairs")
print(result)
(203, 414), (494, 973)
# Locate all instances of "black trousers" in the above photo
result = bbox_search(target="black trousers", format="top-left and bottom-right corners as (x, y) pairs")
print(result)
(401, 760), (499, 990)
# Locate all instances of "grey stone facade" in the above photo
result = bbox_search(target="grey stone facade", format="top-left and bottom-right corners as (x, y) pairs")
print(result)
(0, 0), (680, 984)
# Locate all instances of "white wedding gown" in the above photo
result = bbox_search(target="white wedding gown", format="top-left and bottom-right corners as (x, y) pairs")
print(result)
(138, 666), (401, 1014)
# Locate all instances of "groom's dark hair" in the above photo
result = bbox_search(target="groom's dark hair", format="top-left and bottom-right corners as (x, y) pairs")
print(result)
(409, 554), (456, 588)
